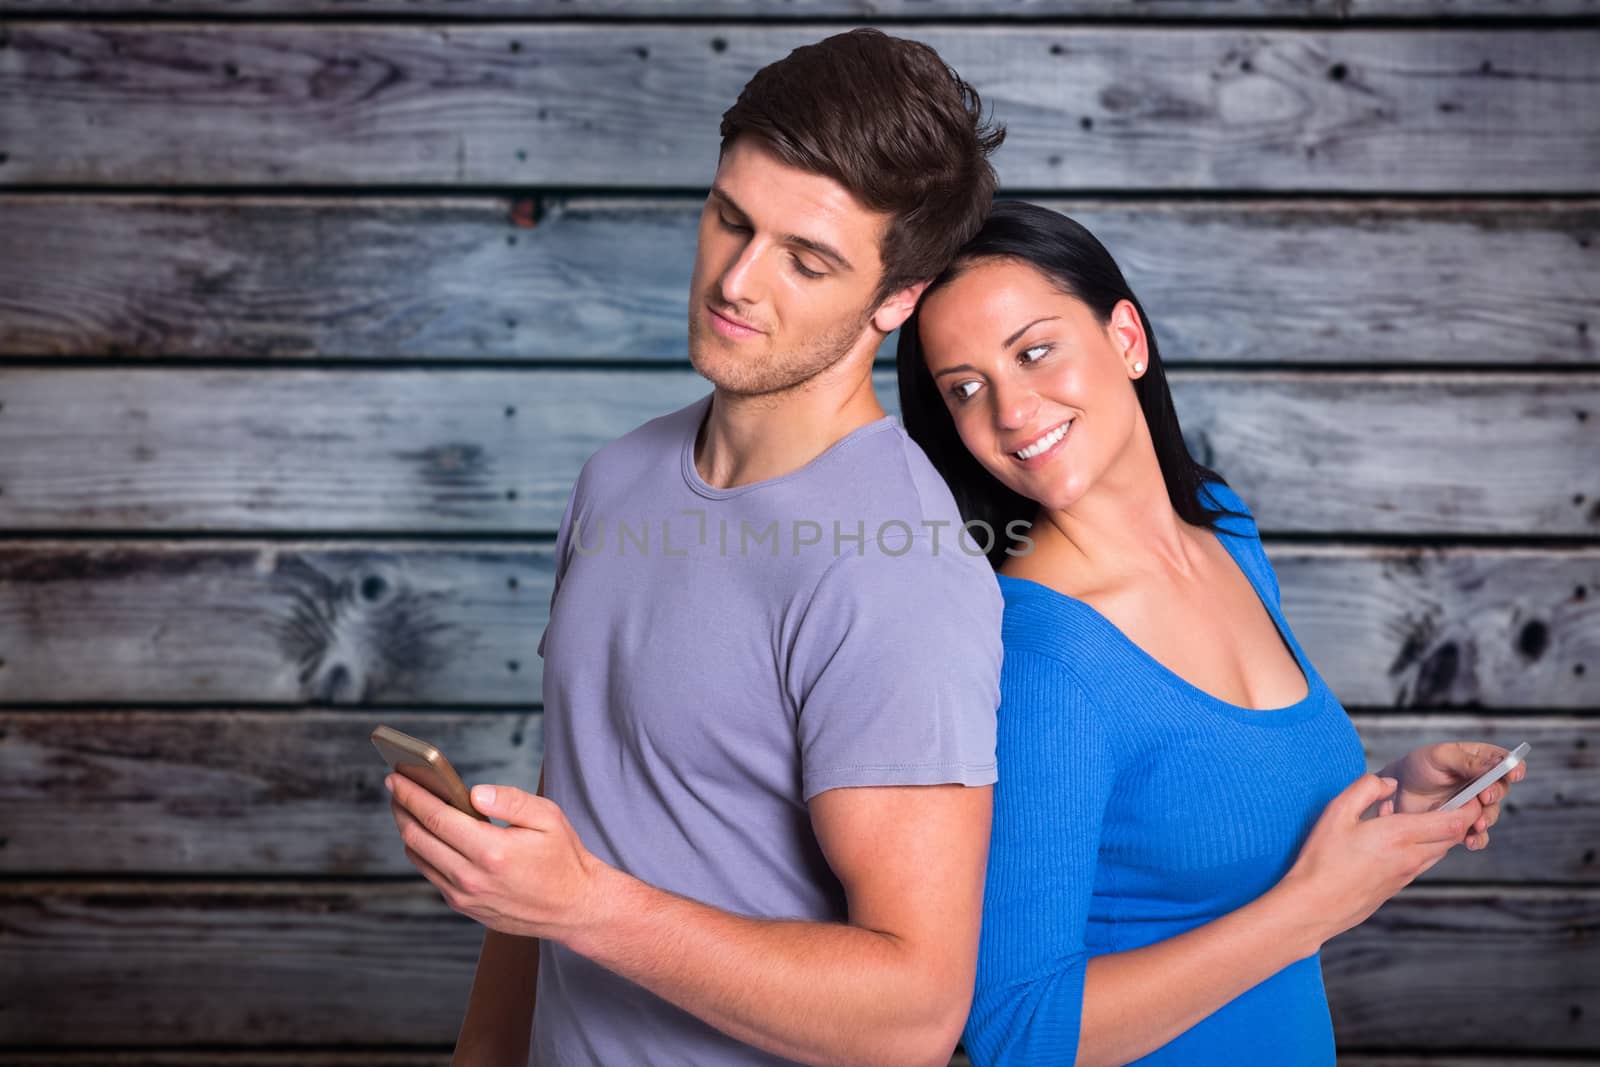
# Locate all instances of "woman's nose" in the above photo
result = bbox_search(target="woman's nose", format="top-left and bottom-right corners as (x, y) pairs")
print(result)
(993, 380), (1040, 431)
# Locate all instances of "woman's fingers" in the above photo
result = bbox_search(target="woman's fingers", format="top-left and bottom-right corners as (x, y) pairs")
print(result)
(1401, 805), (1476, 846)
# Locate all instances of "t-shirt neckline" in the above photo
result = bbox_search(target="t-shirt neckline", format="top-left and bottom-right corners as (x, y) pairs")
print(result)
(680, 392), (898, 501)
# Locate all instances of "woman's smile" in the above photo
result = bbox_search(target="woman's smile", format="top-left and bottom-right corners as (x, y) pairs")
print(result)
(1008, 418), (1074, 467)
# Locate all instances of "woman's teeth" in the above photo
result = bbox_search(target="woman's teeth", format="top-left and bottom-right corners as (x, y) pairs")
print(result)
(1014, 421), (1070, 460)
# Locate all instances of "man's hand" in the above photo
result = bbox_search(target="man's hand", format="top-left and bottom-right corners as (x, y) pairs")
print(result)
(1375, 742), (1528, 851)
(387, 774), (602, 943)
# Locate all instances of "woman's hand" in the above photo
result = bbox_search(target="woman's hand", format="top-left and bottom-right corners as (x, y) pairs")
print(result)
(1274, 773), (1479, 951)
(1376, 741), (1528, 850)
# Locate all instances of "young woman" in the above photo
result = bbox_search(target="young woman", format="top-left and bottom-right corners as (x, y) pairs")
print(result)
(896, 200), (1527, 1066)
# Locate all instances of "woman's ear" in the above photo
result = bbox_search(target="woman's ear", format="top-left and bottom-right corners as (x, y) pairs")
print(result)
(872, 279), (932, 335)
(1108, 299), (1148, 377)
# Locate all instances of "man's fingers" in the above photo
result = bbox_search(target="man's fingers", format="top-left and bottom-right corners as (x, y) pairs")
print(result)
(471, 782), (561, 831)
(389, 774), (487, 867)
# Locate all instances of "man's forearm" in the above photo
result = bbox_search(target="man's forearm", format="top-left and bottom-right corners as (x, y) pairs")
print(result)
(451, 928), (540, 1066)
(564, 862), (968, 1067)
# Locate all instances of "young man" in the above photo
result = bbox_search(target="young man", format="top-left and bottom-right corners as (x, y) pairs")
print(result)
(386, 29), (1008, 1066)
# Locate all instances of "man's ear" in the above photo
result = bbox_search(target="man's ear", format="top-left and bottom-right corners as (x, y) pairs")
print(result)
(870, 279), (932, 335)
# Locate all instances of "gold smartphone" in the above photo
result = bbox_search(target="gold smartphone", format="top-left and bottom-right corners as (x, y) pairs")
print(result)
(371, 724), (488, 821)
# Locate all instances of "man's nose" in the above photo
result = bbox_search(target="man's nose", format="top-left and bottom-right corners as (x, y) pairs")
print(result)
(717, 239), (765, 308)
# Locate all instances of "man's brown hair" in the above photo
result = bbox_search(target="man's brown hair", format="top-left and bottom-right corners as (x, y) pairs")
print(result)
(719, 28), (1006, 308)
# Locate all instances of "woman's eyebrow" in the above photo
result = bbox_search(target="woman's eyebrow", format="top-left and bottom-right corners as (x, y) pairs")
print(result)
(1004, 316), (1060, 348)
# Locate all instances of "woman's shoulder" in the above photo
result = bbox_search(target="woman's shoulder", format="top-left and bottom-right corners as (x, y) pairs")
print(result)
(1197, 478), (1259, 538)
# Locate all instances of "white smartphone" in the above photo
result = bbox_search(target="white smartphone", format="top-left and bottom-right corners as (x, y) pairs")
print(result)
(1437, 742), (1531, 811)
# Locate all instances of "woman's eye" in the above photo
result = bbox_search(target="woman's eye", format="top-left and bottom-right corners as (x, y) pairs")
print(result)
(950, 381), (981, 403)
(1021, 343), (1051, 363)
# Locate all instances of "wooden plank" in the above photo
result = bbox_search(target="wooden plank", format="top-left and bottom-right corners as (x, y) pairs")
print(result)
(0, 882), (481, 1045)
(0, 369), (1593, 535)
(0, 540), (558, 706)
(0, 710), (543, 876)
(4, 0), (1598, 18)
(1323, 887), (1600, 1050)
(0, 541), (1594, 707)
(0, 883), (1591, 1047)
(2, 711), (1591, 881)
(4, 195), (1593, 366)
(2, 26), (1596, 190)
(1272, 546), (1598, 709)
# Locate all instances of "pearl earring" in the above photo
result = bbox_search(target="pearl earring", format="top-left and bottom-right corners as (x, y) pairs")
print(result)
(1132, 362), (1145, 374)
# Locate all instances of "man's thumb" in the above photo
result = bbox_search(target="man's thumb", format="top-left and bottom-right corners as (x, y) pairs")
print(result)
(471, 784), (499, 812)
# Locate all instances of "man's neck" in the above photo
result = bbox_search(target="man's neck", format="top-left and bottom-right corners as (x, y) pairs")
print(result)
(694, 374), (887, 491)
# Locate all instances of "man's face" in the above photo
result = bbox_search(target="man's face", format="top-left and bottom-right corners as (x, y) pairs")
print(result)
(687, 136), (892, 397)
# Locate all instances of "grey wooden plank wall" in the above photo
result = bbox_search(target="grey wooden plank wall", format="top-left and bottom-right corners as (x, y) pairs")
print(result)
(0, 3), (1596, 1064)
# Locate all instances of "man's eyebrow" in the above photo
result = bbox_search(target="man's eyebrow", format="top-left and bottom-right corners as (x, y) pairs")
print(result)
(932, 317), (1062, 378)
(708, 185), (854, 273)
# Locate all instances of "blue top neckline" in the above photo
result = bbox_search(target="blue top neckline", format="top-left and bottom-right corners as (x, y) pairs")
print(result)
(995, 508), (1324, 726)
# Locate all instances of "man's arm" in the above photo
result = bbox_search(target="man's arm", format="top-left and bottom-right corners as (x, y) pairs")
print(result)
(568, 782), (991, 1067)
(449, 768), (544, 1067)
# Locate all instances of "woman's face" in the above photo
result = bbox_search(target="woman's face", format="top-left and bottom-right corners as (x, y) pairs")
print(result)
(916, 257), (1148, 513)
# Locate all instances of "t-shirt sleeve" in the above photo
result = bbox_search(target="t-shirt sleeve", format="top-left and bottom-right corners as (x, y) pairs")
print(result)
(786, 535), (1003, 801)
(963, 652), (1112, 1067)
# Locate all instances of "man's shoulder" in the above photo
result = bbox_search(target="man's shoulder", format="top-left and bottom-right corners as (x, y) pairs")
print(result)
(571, 393), (706, 503)
(807, 417), (969, 530)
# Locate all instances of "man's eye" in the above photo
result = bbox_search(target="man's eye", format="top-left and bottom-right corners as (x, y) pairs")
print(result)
(790, 257), (825, 279)
(718, 214), (750, 233)
(950, 381), (981, 403)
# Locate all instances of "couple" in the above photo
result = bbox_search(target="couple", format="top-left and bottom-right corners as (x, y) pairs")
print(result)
(385, 28), (1526, 1067)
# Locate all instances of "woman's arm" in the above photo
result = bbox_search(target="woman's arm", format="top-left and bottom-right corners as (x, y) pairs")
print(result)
(448, 767), (544, 1067)
(450, 928), (540, 1066)
(1074, 774), (1476, 1067)
(965, 657), (1480, 1067)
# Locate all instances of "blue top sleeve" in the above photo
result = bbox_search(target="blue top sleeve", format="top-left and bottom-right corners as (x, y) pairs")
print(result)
(963, 650), (1113, 1067)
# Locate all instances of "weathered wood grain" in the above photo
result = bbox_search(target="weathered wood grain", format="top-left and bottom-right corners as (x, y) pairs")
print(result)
(2, 195), (1593, 365)
(0, 882), (482, 1045)
(0, 883), (1591, 1047)
(1322, 887), (1600, 1050)
(0, 710), (543, 876)
(4, 0), (1598, 18)
(0, 540), (558, 705)
(1, 710), (1589, 880)
(0, 369), (1593, 534)
(1271, 546), (1598, 709)
(0, 540), (1594, 707)
(2, 26), (1596, 190)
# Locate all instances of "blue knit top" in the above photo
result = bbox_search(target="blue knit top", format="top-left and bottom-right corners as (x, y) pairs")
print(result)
(963, 481), (1368, 1066)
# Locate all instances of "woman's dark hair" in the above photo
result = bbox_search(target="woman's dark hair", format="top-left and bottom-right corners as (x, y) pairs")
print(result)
(720, 28), (1006, 308)
(896, 199), (1242, 570)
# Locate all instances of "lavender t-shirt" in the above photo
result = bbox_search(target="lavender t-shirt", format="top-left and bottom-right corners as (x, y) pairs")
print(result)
(531, 392), (1003, 1066)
